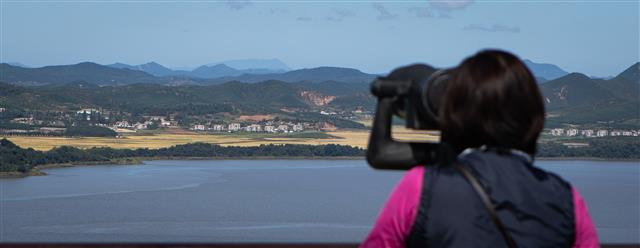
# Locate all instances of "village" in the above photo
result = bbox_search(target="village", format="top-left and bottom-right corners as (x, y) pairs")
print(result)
(3, 106), (640, 138)
(0, 107), (342, 136)
(112, 116), (313, 134)
(190, 122), (307, 133)
(548, 128), (640, 137)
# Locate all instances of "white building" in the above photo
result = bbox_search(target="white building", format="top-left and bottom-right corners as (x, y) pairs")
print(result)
(115, 121), (131, 128)
(622, 131), (633, 136)
(550, 128), (564, 136)
(611, 130), (623, 136)
(228, 123), (241, 131)
(581, 129), (594, 137)
(76, 108), (101, 121)
(0, 107), (5, 113)
(277, 125), (289, 132)
(566, 129), (579, 136)
(76, 108), (100, 115)
(193, 124), (206, 131)
(149, 116), (168, 122)
(245, 124), (262, 132)
(596, 130), (608, 137)
(264, 125), (275, 133)
(292, 123), (304, 132)
(212, 124), (225, 131)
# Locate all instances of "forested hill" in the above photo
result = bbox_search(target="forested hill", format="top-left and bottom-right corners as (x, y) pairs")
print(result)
(1, 61), (638, 128)
(0, 80), (375, 126)
(541, 63), (639, 127)
(0, 62), (175, 86)
(205, 67), (376, 84)
(616, 62), (639, 84)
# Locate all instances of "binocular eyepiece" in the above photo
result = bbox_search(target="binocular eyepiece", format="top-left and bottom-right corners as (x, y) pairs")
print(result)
(371, 64), (451, 130)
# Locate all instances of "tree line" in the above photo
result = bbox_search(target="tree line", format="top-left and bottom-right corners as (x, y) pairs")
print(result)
(2, 137), (638, 174)
(0, 139), (365, 173)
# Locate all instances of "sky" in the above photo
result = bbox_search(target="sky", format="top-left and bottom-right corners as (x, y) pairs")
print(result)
(0, 0), (638, 77)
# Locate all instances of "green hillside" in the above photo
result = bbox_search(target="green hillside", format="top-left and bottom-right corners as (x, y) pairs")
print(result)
(539, 63), (639, 127)
(1, 61), (637, 130)
(0, 80), (369, 129)
(206, 66), (377, 84)
(617, 62), (639, 84)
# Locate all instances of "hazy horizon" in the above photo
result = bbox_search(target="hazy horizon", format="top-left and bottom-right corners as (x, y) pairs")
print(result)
(1, 0), (638, 77)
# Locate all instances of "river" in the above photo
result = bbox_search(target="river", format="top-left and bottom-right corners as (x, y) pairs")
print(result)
(0, 160), (638, 243)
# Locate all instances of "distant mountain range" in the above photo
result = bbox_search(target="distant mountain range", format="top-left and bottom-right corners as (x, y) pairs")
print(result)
(0, 62), (377, 86)
(3, 58), (579, 84)
(0, 62), (163, 86)
(207, 66), (376, 84)
(209, 59), (290, 71)
(5, 62), (29, 68)
(107, 60), (288, 79)
(106, 59), (574, 83)
(523, 59), (570, 81)
(107, 62), (177, 77)
(105, 58), (289, 79)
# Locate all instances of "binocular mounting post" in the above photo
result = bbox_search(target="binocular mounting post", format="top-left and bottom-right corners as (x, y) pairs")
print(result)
(366, 97), (440, 170)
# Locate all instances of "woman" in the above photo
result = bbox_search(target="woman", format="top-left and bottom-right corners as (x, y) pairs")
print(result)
(361, 50), (598, 248)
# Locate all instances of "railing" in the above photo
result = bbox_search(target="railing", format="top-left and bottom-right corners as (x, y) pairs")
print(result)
(0, 244), (638, 248)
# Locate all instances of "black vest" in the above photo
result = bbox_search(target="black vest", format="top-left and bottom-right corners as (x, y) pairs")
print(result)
(406, 148), (575, 248)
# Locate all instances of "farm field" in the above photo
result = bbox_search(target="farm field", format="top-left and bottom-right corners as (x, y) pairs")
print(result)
(2, 127), (439, 151)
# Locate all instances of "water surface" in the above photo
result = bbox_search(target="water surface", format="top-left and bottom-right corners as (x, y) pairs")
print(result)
(1, 160), (638, 243)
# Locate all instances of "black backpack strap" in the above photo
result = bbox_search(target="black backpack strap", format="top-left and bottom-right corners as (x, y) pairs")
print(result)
(454, 163), (518, 248)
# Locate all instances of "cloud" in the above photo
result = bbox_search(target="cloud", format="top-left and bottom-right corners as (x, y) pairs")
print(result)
(225, 0), (252, 10)
(332, 8), (356, 19)
(462, 24), (521, 33)
(408, 7), (433, 18)
(430, 0), (474, 11)
(372, 4), (398, 21)
(408, 1), (471, 19)
(320, 8), (356, 22)
(296, 17), (313, 22)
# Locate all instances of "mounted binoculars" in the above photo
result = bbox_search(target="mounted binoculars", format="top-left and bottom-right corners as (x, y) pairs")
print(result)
(366, 64), (453, 170)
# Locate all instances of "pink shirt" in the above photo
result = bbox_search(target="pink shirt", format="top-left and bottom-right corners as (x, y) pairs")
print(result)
(361, 166), (599, 248)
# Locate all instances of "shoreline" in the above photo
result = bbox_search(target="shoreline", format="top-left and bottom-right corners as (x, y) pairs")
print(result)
(0, 156), (366, 178)
(1, 156), (638, 178)
(536, 157), (640, 162)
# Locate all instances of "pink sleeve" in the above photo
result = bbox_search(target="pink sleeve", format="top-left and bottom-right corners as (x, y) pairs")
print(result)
(572, 187), (600, 248)
(360, 166), (424, 248)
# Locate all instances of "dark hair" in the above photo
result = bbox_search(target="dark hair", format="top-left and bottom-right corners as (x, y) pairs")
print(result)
(440, 50), (545, 155)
